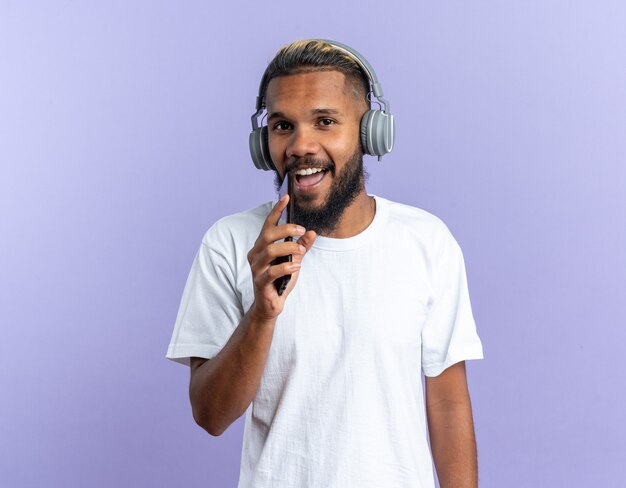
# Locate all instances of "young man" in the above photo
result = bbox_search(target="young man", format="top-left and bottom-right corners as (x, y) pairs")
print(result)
(167, 40), (484, 488)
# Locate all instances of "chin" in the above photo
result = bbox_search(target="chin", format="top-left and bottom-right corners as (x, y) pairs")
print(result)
(295, 190), (326, 205)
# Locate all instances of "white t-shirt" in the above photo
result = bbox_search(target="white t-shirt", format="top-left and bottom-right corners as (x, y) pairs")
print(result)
(166, 195), (483, 488)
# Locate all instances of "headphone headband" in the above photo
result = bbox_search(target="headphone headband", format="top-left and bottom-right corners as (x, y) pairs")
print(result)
(318, 39), (384, 99)
(254, 39), (389, 114)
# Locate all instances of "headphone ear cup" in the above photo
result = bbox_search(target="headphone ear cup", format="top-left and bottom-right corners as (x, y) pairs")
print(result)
(249, 126), (275, 171)
(360, 110), (395, 157)
(359, 110), (374, 155)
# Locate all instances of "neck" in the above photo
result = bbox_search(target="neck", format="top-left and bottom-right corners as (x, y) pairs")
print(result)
(322, 188), (375, 239)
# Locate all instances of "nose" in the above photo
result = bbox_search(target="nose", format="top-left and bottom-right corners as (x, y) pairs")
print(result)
(285, 127), (321, 160)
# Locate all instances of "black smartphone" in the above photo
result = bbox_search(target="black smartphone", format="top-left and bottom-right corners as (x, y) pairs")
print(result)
(272, 173), (295, 295)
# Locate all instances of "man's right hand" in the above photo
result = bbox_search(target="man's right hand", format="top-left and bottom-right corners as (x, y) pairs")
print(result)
(246, 194), (317, 322)
(190, 195), (316, 436)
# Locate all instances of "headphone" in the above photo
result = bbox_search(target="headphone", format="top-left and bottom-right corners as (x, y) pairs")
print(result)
(249, 39), (395, 171)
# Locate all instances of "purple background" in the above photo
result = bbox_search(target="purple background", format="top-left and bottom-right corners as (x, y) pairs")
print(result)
(1, 1), (625, 487)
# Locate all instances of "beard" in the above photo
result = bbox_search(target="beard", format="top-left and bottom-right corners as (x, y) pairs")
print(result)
(274, 147), (367, 235)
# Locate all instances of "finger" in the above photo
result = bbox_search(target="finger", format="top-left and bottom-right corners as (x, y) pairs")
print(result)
(262, 223), (306, 245)
(257, 261), (301, 288)
(263, 194), (290, 230)
(250, 242), (305, 275)
(265, 242), (306, 262)
(296, 230), (317, 251)
(267, 260), (301, 281)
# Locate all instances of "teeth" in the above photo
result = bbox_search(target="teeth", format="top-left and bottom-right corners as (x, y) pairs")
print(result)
(294, 167), (324, 176)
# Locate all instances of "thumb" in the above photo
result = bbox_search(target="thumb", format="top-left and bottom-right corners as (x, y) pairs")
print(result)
(297, 230), (317, 251)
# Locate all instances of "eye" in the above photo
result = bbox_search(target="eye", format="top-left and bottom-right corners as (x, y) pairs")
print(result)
(318, 118), (335, 127)
(272, 121), (292, 132)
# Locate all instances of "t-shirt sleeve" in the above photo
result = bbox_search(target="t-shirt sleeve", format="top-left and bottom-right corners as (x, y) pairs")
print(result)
(166, 239), (244, 367)
(421, 227), (484, 377)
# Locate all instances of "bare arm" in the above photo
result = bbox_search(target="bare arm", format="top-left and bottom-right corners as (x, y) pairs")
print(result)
(189, 195), (316, 436)
(425, 361), (478, 488)
(189, 308), (275, 436)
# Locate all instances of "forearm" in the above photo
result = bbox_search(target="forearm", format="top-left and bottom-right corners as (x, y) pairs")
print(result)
(427, 398), (478, 488)
(189, 306), (276, 436)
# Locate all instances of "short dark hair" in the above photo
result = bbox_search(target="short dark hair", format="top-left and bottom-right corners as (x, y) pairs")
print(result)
(260, 40), (371, 110)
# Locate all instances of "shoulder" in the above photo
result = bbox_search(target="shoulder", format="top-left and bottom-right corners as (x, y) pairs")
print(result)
(376, 196), (456, 246)
(375, 197), (467, 286)
(201, 201), (274, 255)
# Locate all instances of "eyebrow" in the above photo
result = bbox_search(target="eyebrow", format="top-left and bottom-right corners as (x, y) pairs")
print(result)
(267, 108), (342, 121)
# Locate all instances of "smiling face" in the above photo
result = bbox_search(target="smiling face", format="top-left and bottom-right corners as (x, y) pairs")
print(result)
(266, 70), (369, 233)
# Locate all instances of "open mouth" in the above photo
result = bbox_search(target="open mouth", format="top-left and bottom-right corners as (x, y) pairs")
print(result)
(292, 167), (328, 189)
